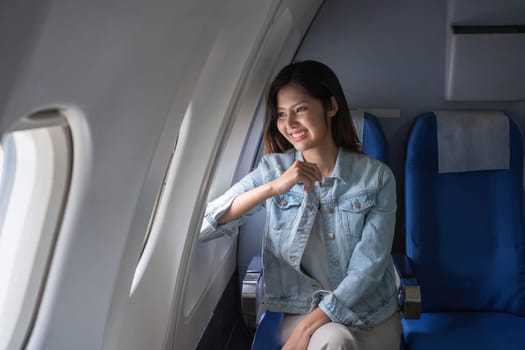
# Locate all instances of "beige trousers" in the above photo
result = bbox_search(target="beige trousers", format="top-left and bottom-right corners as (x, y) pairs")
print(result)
(279, 312), (401, 350)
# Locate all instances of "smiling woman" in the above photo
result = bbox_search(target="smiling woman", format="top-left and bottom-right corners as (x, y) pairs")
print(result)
(201, 60), (401, 350)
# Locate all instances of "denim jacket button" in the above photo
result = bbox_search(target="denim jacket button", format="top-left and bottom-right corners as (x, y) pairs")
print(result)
(327, 233), (335, 240)
(280, 198), (287, 206)
(327, 206), (334, 213)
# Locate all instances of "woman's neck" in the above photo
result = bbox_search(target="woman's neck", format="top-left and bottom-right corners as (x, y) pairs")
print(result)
(302, 143), (338, 178)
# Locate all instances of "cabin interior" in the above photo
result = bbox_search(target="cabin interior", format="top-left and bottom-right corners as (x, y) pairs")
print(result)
(0, 0), (524, 349)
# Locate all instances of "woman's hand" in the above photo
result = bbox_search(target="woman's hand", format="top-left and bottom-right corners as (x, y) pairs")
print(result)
(282, 308), (331, 350)
(272, 160), (322, 194)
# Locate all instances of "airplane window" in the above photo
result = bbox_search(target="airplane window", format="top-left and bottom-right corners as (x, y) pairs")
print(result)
(0, 111), (72, 350)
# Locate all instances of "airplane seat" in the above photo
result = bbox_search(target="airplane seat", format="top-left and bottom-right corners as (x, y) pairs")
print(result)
(401, 111), (525, 350)
(242, 112), (391, 349)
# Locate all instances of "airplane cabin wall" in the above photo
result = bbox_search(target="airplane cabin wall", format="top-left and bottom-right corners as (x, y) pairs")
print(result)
(0, 0), (272, 349)
(296, 0), (525, 250)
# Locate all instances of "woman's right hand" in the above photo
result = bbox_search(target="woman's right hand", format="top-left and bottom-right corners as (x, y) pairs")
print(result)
(271, 160), (323, 194)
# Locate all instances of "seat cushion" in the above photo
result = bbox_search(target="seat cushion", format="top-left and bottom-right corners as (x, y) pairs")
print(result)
(402, 312), (525, 350)
(251, 311), (283, 350)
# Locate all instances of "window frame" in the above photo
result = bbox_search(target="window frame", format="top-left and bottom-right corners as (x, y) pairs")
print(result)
(0, 110), (73, 350)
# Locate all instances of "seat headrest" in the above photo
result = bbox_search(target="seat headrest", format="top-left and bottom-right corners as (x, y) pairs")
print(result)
(435, 111), (510, 173)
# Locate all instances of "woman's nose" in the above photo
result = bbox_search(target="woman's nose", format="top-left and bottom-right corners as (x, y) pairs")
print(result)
(286, 112), (298, 127)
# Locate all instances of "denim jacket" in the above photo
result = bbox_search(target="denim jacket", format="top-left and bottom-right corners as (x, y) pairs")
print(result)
(200, 148), (398, 329)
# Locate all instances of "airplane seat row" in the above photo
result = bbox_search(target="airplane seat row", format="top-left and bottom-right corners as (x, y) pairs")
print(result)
(240, 110), (525, 350)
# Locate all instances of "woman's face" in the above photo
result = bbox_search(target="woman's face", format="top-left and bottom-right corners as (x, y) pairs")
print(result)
(276, 83), (337, 153)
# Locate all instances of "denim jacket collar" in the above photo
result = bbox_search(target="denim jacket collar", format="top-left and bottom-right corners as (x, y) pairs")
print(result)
(294, 148), (347, 184)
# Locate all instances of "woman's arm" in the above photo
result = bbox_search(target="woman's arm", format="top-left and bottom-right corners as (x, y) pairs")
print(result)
(217, 160), (322, 224)
(200, 159), (322, 240)
(217, 181), (277, 224)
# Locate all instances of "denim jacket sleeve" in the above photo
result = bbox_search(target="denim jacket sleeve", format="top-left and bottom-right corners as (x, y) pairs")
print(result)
(199, 163), (266, 241)
(317, 164), (397, 326)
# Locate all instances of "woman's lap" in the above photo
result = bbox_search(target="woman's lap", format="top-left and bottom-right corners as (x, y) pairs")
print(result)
(279, 312), (401, 350)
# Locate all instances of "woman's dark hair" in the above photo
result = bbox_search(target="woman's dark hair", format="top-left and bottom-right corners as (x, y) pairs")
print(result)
(263, 60), (361, 154)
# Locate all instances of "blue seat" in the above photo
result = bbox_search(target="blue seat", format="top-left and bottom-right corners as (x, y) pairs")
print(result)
(402, 111), (525, 350)
(361, 111), (389, 164)
(251, 311), (284, 350)
(249, 112), (390, 349)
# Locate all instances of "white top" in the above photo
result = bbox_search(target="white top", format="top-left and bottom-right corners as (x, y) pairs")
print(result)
(301, 212), (331, 290)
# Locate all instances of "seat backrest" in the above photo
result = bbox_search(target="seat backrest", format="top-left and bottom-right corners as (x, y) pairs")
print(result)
(405, 111), (525, 315)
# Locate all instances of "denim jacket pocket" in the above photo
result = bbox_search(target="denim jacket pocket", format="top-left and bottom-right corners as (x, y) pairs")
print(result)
(270, 191), (303, 230)
(338, 191), (377, 238)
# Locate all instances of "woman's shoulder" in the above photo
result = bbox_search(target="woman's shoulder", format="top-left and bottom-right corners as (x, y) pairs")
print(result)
(342, 149), (385, 168)
(340, 149), (394, 183)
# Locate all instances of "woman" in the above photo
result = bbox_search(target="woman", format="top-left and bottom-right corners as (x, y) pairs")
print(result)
(200, 60), (401, 350)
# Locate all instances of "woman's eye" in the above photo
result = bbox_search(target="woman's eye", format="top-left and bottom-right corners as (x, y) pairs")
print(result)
(296, 106), (307, 113)
(277, 112), (286, 119)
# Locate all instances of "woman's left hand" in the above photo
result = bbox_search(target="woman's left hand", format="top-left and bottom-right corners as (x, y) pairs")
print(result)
(282, 328), (310, 350)
(282, 308), (330, 350)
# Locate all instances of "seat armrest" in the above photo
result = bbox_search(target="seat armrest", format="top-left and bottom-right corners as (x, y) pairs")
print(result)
(242, 255), (263, 330)
(392, 253), (421, 319)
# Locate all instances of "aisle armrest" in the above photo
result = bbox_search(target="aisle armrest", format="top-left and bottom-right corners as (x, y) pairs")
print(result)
(392, 253), (421, 319)
(242, 255), (263, 329)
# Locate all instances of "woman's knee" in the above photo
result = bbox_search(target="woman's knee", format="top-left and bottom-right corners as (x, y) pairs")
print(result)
(308, 322), (358, 350)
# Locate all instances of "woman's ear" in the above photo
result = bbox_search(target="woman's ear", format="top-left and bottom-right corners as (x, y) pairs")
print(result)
(327, 96), (339, 118)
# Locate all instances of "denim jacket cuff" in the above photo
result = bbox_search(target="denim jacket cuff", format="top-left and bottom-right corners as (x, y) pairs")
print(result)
(198, 193), (241, 241)
(316, 291), (370, 329)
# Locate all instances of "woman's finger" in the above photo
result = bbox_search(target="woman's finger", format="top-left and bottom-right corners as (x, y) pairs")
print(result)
(297, 161), (323, 184)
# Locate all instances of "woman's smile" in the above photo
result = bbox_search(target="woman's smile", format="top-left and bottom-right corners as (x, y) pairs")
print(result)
(290, 130), (308, 142)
